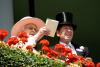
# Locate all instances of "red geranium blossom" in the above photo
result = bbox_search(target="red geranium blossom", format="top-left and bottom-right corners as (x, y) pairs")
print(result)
(67, 53), (79, 62)
(0, 29), (8, 40)
(42, 46), (51, 53)
(39, 39), (49, 46)
(96, 62), (100, 67)
(7, 37), (19, 46)
(54, 44), (65, 52)
(65, 53), (79, 64)
(79, 56), (86, 64)
(84, 61), (95, 67)
(60, 48), (72, 58)
(20, 37), (28, 44)
(18, 32), (28, 43)
(47, 52), (52, 58)
(18, 32), (28, 38)
(61, 52), (67, 57)
(48, 49), (58, 59)
(26, 45), (33, 50)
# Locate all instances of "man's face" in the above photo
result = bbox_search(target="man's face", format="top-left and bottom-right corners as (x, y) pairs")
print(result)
(24, 23), (38, 35)
(57, 25), (74, 43)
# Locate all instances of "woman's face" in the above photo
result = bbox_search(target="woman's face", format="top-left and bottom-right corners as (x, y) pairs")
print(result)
(24, 23), (38, 35)
(57, 25), (74, 43)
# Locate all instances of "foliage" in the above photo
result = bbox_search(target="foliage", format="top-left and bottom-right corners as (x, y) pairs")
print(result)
(0, 42), (66, 67)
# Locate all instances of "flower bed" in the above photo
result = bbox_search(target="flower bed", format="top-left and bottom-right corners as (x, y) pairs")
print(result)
(0, 29), (100, 67)
(0, 41), (66, 67)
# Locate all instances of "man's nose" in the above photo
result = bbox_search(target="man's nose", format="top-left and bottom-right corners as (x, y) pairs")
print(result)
(65, 30), (73, 35)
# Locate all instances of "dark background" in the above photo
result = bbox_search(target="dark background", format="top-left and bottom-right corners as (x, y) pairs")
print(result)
(13, 0), (100, 62)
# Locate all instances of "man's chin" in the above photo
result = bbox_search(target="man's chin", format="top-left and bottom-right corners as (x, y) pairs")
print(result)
(64, 38), (72, 42)
(64, 36), (71, 40)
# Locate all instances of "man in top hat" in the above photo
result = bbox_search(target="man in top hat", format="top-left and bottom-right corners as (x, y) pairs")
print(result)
(55, 12), (77, 54)
(55, 12), (90, 57)
(11, 16), (49, 50)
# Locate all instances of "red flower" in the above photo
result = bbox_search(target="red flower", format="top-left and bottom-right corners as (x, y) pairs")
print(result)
(47, 52), (52, 58)
(47, 49), (58, 59)
(50, 49), (58, 57)
(26, 45), (33, 50)
(67, 53), (79, 62)
(42, 46), (51, 53)
(18, 32), (28, 43)
(18, 32), (28, 38)
(61, 48), (72, 56)
(0, 29), (8, 40)
(84, 61), (95, 67)
(96, 62), (100, 67)
(65, 54), (81, 64)
(7, 37), (19, 46)
(64, 48), (72, 53)
(79, 56), (86, 64)
(39, 39), (49, 46)
(54, 44), (65, 52)
(20, 37), (28, 43)
(61, 52), (67, 57)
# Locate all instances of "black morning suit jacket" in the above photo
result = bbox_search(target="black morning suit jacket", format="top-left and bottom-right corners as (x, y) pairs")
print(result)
(52, 36), (90, 57)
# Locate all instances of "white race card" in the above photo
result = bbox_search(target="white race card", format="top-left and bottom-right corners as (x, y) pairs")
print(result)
(45, 18), (59, 37)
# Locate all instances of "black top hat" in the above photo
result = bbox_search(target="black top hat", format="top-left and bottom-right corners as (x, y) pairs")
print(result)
(56, 12), (77, 30)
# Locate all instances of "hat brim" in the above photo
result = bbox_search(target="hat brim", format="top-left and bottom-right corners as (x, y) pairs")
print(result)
(11, 17), (45, 36)
(58, 23), (77, 30)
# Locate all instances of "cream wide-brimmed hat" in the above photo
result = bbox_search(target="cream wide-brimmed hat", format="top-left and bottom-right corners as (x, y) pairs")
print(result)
(11, 16), (45, 36)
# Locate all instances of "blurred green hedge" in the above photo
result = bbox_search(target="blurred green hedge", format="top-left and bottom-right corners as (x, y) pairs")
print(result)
(0, 43), (66, 67)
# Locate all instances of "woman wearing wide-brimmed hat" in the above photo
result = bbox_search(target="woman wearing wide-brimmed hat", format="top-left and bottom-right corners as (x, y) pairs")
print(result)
(11, 16), (49, 51)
